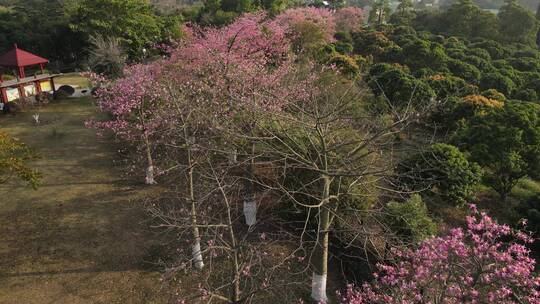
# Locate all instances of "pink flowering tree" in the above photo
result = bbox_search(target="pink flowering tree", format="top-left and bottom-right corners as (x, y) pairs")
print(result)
(338, 205), (540, 304)
(275, 7), (336, 53)
(335, 7), (364, 33)
(153, 59), (310, 300)
(88, 63), (164, 185)
(148, 12), (308, 276)
(162, 11), (308, 226)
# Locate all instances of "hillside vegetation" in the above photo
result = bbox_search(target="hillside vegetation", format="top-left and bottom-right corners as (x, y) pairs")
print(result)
(0, 0), (539, 303)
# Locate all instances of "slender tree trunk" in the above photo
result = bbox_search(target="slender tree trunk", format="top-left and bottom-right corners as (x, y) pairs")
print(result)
(221, 181), (241, 302)
(500, 191), (508, 202)
(187, 147), (204, 270)
(144, 134), (156, 185)
(232, 249), (241, 303)
(311, 176), (331, 303)
(228, 147), (238, 164)
(243, 142), (257, 226)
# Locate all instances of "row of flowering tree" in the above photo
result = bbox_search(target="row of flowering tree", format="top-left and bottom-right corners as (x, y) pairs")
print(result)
(87, 6), (540, 304)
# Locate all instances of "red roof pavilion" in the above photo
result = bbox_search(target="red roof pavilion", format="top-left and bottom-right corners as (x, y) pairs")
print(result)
(0, 44), (56, 104)
(0, 44), (49, 78)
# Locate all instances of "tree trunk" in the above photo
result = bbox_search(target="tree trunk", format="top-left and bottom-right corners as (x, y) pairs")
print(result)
(499, 191), (508, 203)
(311, 176), (331, 303)
(222, 182), (241, 302)
(243, 199), (257, 227)
(188, 148), (204, 270)
(228, 147), (238, 164)
(232, 251), (241, 303)
(144, 134), (156, 185)
(192, 239), (204, 270)
(243, 142), (257, 226)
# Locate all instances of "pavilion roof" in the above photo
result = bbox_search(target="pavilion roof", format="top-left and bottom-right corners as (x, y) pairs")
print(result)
(0, 44), (48, 68)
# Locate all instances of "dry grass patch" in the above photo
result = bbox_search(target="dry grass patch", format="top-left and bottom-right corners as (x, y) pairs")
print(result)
(0, 98), (172, 304)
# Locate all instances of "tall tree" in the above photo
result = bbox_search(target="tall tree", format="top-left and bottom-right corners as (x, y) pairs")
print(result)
(68, 0), (174, 60)
(257, 68), (422, 302)
(158, 11), (298, 271)
(498, 0), (538, 46)
(368, 0), (391, 25)
(0, 0), (85, 69)
(442, 0), (498, 40)
(390, 0), (415, 25)
(88, 63), (164, 185)
(453, 102), (540, 201)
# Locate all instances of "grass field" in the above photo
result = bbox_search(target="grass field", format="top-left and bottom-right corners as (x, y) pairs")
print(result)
(0, 98), (170, 303)
(54, 73), (91, 88)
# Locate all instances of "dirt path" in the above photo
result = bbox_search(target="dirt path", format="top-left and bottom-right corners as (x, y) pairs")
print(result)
(0, 98), (167, 304)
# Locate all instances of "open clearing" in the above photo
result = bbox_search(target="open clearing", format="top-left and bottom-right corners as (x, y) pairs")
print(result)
(0, 98), (169, 304)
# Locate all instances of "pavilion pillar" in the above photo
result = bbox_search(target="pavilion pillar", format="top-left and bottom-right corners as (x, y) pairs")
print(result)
(40, 63), (44, 74)
(35, 81), (42, 94)
(50, 77), (56, 93)
(18, 66), (25, 79)
(17, 85), (25, 102)
(1, 88), (7, 103)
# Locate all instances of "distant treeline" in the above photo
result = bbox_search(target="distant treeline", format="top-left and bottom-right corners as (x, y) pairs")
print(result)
(0, 0), (182, 71)
(0, 0), (538, 71)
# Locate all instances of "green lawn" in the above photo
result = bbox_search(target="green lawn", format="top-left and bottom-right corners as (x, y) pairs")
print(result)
(54, 73), (91, 88)
(0, 98), (170, 303)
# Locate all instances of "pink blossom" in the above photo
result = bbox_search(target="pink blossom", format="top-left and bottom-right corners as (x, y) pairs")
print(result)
(339, 206), (540, 304)
(335, 7), (364, 33)
(275, 7), (337, 46)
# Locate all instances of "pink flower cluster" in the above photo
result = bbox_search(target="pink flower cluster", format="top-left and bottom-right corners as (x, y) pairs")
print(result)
(163, 12), (310, 119)
(339, 205), (540, 304)
(275, 7), (337, 43)
(335, 7), (364, 33)
(89, 63), (164, 140)
(275, 7), (364, 45)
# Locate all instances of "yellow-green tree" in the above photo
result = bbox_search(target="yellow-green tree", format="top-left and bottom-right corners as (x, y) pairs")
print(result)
(0, 132), (41, 189)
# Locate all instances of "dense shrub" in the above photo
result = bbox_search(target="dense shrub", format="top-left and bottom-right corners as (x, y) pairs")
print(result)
(382, 194), (438, 243)
(396, 143), (483, 204)
(447, 59), (481, 83)
(481, 89), (507, 102)
(516, 193), (540, 235)
(480, 72), (516, 96)
(368, 66), (435, 108)
(514, 89), (539, 102)
(401, 39), (449, 70)
(328, 54), (360, 76)
(425, 74), (475, 99)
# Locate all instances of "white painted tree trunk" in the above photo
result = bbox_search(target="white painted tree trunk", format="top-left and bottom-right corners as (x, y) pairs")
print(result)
(311, 176), (331, 303)
(243, 200), (257, 226)
(227, 148), (238, 164)
(143, 134), (156, 185)
(192, 240), (204, 270)
(145, 165), (156, 185)
(311, 273), (328, 303)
